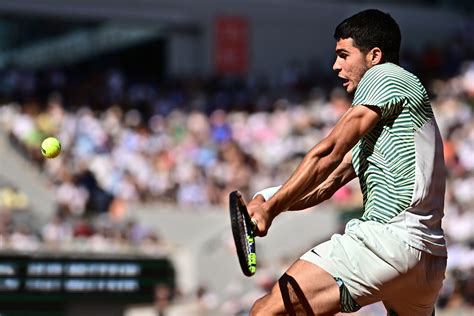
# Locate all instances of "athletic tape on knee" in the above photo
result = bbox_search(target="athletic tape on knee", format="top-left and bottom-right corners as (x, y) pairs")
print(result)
(252, 185), (282, 201)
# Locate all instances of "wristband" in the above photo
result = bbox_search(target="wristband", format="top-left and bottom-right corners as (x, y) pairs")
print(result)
(252, 185), (282, 201)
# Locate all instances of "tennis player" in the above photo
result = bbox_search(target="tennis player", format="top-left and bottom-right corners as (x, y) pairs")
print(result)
(247, 9), (447, 315)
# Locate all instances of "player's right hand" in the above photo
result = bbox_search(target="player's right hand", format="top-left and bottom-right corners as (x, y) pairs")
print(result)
(247, 195), (274, 237)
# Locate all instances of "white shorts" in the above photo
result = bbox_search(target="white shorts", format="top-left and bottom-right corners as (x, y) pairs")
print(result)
(300, 219), (446, 316)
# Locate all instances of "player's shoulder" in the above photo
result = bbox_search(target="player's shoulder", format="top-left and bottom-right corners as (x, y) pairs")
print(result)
(363, 62), (415, 81)
(354, 63), (425, 103)
(359, 63), (423, 95)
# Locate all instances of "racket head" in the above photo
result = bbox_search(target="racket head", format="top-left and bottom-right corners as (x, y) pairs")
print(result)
(229, 190), (257, 277)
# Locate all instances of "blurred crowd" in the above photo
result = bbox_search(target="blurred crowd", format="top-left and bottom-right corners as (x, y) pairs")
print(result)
(0, 75), (361, 211)
(0, 178), (168, 256)
(0, 35), (473, 311)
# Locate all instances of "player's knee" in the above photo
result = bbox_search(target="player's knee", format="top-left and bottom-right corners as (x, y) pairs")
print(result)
(250, 295), (277, 316)
(249, 296), (267, 316)
(249, 298), (261, 315)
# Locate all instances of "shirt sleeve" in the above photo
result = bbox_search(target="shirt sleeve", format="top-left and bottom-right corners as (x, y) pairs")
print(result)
(352, 66), (406, 119)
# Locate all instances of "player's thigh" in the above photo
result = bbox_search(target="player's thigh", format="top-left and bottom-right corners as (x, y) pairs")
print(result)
(251, 259), (340, 316)
(382, 253), (446, 316)
(383, 301), (435, 316)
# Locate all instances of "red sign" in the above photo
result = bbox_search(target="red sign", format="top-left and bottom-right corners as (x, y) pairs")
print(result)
(215, 16), (249, 75)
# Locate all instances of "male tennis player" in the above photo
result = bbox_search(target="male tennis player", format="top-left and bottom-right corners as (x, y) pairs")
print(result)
(247, 9), (447, 315)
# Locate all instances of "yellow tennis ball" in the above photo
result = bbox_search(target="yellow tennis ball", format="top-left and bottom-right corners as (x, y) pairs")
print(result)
(41, 137), (61, 158)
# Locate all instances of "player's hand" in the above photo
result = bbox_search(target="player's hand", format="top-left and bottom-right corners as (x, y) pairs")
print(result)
(247, 195), (274, 237)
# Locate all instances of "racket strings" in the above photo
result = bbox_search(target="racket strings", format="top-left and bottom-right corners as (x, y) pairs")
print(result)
(238, 210), (251, 258)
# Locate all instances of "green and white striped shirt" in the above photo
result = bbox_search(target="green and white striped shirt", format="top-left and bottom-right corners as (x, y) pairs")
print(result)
(351, 63), (446, 256)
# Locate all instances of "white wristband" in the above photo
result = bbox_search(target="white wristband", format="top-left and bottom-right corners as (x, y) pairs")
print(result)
(252, 185), (282, 201)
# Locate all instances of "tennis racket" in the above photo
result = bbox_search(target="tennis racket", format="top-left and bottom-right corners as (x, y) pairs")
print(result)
(229, 190), (257, 277)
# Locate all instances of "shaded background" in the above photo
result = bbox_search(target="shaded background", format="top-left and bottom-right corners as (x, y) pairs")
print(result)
(0, 1), (473, 315)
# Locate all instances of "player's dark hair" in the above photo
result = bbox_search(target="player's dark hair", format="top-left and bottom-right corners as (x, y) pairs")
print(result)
(334, 9), (401, 64)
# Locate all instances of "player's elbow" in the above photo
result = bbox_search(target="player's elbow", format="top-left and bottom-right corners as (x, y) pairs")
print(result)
(312, 139), (346, 166)
(329, 146), (347, 166)
(321, 154), (344, 175)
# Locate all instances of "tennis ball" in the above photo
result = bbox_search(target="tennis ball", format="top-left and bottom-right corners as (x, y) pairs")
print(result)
(41, 137), (61, 158)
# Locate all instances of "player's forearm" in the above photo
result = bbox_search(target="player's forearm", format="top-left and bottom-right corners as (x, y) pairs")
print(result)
(263, 140), (343, 217)
(257, 153), (356, 211)
(289, 157), (356, 210)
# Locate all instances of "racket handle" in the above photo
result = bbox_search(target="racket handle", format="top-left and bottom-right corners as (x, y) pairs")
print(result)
(251, 217), (257, 228)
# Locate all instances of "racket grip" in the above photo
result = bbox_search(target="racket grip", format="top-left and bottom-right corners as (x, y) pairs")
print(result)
(251, 217), (257, 228)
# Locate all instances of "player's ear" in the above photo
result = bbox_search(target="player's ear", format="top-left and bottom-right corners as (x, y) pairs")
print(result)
(369, 47), (383, 65)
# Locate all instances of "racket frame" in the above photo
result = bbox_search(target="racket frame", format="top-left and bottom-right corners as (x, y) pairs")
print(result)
(229, 190), (257, 277)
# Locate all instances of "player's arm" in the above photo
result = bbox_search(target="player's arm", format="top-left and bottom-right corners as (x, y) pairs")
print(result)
(289, 151), (356, 210)
(249, 105), (380, 235)
(252, 151), (356, 210)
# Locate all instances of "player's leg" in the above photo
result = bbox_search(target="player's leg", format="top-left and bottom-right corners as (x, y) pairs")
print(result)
(382, 252), (446, 316)
(250, 223), (385, 315)
(250, 259), (341, 316)
(383, 302), (436, 316)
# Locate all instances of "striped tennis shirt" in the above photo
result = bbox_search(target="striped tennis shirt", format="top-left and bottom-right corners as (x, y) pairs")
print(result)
(351, 62), (447, 256)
